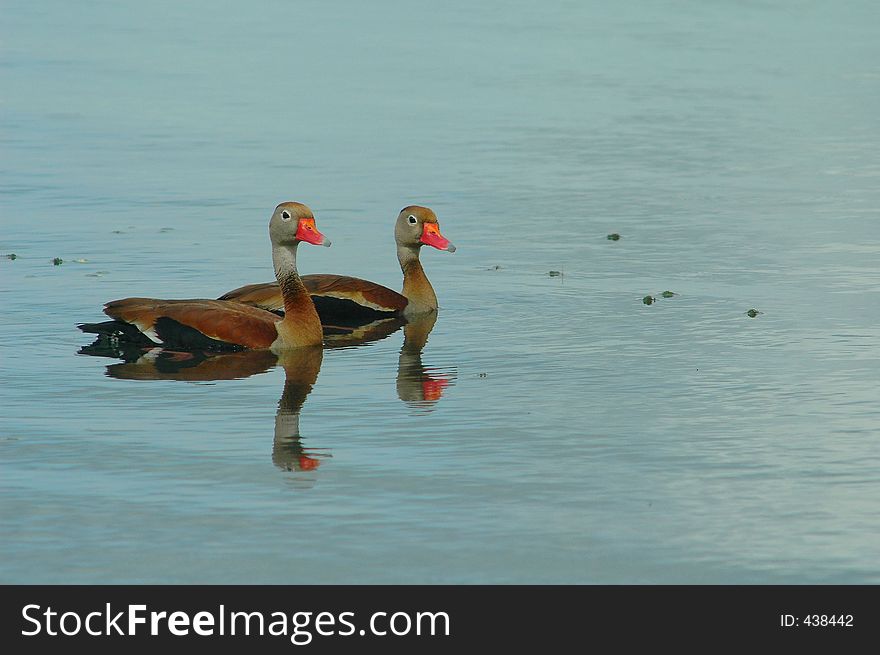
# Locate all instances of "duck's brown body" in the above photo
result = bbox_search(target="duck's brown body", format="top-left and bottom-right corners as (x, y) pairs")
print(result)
(78, 202), (330, 351)
(220, 206), (454, 322)
(101, 297), (283, 349)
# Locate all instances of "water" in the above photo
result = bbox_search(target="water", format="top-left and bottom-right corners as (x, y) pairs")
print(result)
(2, 0), (880, 583)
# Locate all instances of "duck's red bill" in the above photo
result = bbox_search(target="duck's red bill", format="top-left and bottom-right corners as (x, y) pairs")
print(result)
(297, 218), (331, 247)
(420, 224), (455, 252)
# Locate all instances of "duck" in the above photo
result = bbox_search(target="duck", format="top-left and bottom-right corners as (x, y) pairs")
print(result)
(78, 202), (331, 351)
(218, 205), (454, 323)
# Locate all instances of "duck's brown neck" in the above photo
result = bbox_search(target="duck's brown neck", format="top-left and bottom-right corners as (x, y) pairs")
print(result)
(398, 245), (438, 313)
(273, 243), (323, 346)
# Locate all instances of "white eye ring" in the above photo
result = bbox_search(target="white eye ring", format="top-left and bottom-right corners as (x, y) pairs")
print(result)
(281, 210), (292, 221)
(408, 215), (418, 225)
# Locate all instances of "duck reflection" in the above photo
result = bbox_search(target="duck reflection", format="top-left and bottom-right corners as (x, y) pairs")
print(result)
(77, 311), (453, 481)
(395, 312), (456, 409)
(102, 348), (279, 381)
(77, 318), (406, 478)
(88, 344), (331, 476)
(322, 314), (457, 408)
(271, 346), (327, 474)
(322, 317), (405, 349)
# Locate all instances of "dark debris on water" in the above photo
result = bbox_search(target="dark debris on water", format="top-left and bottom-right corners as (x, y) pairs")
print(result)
(643, 291), (678, 305)
(607, 233), (621, 241)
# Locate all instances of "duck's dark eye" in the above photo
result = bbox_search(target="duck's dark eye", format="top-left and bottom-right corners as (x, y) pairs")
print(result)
(281, 211), (291, 221)
(408, 215), (418, 225)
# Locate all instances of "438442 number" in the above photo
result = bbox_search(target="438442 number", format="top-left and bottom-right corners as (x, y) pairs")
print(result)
(780, 614), (853, 627)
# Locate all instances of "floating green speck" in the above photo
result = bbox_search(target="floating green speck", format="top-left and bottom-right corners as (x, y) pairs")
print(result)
(52, 257), (63, 266)
(548, 270), (562, 277)
(661, 290), (676, 298)
(607, 233), (621, 241)
(4, 253), (16, 260)
(746, 309), (761, 318)
(643, 295), (655, 305)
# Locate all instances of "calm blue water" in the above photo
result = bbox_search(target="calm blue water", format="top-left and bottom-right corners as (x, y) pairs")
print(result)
(2, 0), (880, 583)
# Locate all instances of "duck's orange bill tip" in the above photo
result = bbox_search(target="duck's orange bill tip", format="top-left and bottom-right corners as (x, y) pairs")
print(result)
(420, 224), (455, 252)
(296, 219), (331, 247)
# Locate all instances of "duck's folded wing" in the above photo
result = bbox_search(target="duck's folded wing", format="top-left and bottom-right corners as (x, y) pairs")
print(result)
(217, 282), (284, 313)
(302, 274), (408, 313)
(104, 298), (281, 349)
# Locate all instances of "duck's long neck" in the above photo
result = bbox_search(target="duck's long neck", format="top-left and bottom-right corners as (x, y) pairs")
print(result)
(398, 245), (438, 314)
(272, 243), (323, 347)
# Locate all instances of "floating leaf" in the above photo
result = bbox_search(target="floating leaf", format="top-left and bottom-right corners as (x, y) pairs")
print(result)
(52, 257), (63, 266)
(4, 253), (16, 260)
(643, 295), (655, 305)
(548, 270), (563, 277)
(607, 233), (621, 241)
(746, 309), (761, 318)
(661, 290), (677, 298)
